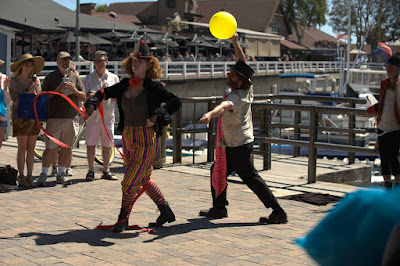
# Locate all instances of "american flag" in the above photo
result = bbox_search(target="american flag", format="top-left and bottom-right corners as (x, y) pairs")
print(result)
(336, 33), (348, 40)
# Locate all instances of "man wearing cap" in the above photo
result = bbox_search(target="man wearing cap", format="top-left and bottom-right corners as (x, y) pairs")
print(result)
(198, 33), (288, 224)
(37, 51), (86, 186)
(368, 53), (400, 189)
(84, 50), (119, 181)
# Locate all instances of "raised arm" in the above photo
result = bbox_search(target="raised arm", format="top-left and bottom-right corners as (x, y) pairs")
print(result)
(231, 33), (245, 62)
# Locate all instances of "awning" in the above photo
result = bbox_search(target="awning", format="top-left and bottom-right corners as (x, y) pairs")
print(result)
(178, 20), (283, 41)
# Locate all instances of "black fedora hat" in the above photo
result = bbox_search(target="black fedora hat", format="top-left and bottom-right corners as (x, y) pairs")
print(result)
(230, 59), (255, 83)
(388, 54), (400, 67)
(130, 39), (152, 59)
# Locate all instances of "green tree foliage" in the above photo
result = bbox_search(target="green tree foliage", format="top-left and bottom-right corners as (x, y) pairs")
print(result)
(329, 0), (399, 49)
(95, 4), (108, 12)
(282, 0), (328, 45)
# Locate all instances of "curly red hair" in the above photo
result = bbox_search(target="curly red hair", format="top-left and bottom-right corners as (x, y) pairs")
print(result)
(121, 56), (163, 81)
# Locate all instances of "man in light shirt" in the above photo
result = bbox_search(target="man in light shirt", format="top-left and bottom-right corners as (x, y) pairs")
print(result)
(84, 50), (119, 181)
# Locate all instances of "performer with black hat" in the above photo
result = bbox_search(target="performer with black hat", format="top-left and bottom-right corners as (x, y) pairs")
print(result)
(368, 53), (400, 189)
(198, 33), (288, 224)
(84, 39), (181, 232)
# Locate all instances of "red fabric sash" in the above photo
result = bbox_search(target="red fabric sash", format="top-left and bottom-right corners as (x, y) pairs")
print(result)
(96, 181), (153, 232)
(33, 91), (86, 148)
(212, 95), (227, 198)
(98, 89), (125, 160)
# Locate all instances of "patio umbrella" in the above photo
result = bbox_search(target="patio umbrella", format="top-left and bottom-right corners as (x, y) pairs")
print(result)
(98, 31), (130, 39)
(84, 33), (112, 45)
(48, 31), (91, 43)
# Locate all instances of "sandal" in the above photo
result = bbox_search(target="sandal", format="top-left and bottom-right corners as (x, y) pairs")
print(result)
(101, 171), (118, 180)
(86, 171), (95, 182)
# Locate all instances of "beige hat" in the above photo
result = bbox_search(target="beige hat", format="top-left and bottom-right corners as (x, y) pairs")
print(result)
(10, 54), (44, 74)
(0, 59), (4, 68)
(57, 51), (72, 59)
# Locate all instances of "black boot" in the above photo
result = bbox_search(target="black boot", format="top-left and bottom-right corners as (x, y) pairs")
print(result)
(260, 209), (288, 224)
(113, 209), (129, 233)
(199, 207), (228, 219)
(260, 201), (288, 224)
(149, 202), (175, 227)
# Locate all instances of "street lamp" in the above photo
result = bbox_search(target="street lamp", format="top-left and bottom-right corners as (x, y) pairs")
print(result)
(192, 34), (198, 59)
(162, 32), (172, 55)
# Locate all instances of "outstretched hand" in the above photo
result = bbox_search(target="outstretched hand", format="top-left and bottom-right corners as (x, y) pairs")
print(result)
(231, 32), (239, 44)
(199, 113), (211, 124)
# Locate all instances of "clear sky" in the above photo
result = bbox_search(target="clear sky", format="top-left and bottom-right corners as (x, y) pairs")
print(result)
(53, 0), (336, 37)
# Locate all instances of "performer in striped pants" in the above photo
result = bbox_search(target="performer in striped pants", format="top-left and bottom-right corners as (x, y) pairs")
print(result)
(85, 39), (181, 232)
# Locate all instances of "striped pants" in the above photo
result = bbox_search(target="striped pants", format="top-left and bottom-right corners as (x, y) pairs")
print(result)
(121, 126), (166, 212)
(122, 125), (159, 195)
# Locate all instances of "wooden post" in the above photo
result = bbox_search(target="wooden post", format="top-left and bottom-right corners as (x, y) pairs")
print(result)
(308, 106), (318, 183)
(348, 99), (356, 164)
(294, 98), (301, 157)
(172, 107), (182, 164)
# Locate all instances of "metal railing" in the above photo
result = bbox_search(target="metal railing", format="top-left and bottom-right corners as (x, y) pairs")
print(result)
(36, 60), (341, 80)
(171, 94), (378, 184)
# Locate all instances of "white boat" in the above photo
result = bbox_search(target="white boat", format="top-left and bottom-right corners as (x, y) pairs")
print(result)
(347, 67), (387, 96)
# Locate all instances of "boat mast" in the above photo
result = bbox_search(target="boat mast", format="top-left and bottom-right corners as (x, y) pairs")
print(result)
(344, 0), (352, 96)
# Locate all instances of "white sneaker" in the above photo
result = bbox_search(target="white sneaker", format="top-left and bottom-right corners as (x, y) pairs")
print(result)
(66, 167), (73, 176)
(57, 173), (71, 185)
(36, 173), (48, 187)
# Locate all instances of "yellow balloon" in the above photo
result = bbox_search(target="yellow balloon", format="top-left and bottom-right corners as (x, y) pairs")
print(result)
(209, 11), (237, 40)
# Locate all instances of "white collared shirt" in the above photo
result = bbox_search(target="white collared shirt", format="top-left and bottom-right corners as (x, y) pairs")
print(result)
(84, 69), (119, 123)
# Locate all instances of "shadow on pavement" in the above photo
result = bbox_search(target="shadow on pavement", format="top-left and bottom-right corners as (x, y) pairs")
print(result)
(10, 218), (264, 246)
(145, 217), (263, 242)
(16, 228), (141, 247)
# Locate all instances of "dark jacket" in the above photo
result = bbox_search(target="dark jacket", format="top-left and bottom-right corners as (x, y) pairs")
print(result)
(85, 77), (181, 135)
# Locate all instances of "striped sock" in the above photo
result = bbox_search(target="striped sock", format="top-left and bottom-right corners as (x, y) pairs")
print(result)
(122, 193), (135, 212)
(145, 179), (166, 206)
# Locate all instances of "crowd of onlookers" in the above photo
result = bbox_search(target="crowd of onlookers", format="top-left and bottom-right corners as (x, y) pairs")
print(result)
(0, 50), (122, 190)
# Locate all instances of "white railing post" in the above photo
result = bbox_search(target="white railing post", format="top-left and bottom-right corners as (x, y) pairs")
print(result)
(114, 62), (118, 76)
(183, 62), (187, 78)
(197, 62), (201, 78)
(164, 62), (169, 79)
(211, 62), (215, 77)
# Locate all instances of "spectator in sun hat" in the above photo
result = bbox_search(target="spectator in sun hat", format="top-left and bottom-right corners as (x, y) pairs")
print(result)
(84, 39), (181, 232)
(198, 33), (288, 224)
(36, 51), (86, 187)
(368, 53), (400, 189)
(8, 54), (44, 188)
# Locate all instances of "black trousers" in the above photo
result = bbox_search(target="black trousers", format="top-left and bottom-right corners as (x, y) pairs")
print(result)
(378, 130), (400, 176)
(210, 142), (278, 209)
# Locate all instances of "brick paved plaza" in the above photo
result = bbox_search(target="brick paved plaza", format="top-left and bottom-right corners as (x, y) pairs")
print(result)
(0, 137), (360, 265)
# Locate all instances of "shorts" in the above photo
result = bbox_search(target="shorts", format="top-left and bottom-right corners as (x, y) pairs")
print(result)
(85, 119), (114, 147)
(0, 121), (7, 128)
(45, 118), (79, 149)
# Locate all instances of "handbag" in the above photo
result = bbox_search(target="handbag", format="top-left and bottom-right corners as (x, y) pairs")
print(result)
(0, 165), (18, 185)
(0, 89), (5, 117)
(17, 94), (49, 121)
